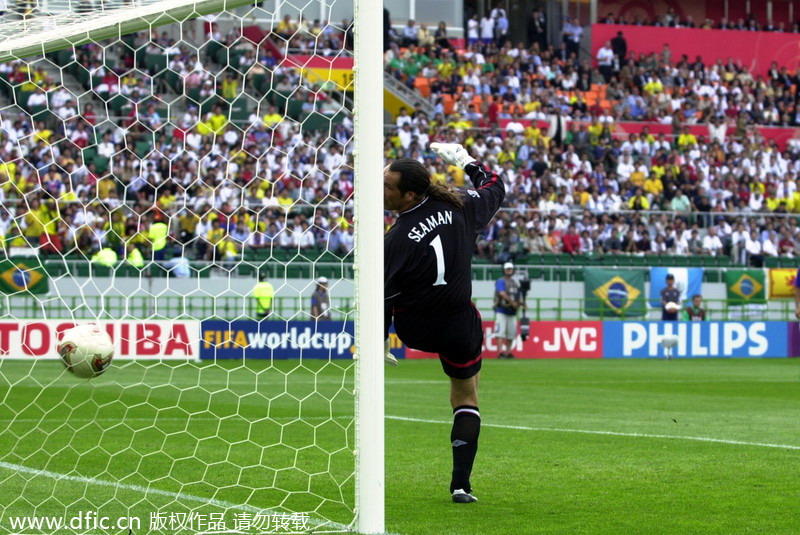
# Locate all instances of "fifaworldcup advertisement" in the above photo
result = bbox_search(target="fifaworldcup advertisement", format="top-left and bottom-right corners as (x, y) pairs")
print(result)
(603, 321), (787, 358)
(200, 321), (356, 359)
(0, 320), (199, 360)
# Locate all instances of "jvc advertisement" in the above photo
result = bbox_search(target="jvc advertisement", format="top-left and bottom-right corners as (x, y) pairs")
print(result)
(603, 321), (787, 358)
(200, 320), (355, 359)
(405, 321), (603, 359)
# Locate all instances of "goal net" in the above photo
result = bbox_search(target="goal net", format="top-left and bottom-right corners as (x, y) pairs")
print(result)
(0, 0), (384, 532)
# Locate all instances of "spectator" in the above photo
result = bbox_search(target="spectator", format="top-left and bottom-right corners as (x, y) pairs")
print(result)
(466, 14), (479, 46)
(702, 226), (724, 256)
(596, 41), (614, 82)
(494, 10), (509, 47)
(628, 188), (649, 210)
(671, 188), (693, 216)
(276, 14), (298, 40)
(604, 228), (623, 253)
(686, 229), (704, 255)
(526, 227), (553, 253)
(611, 31), (627, 64)
(434, 22), (450, 49)
(480, 13), (495, 48)
(527, 8), (546, 49)
(778, 228), (797, 256)
(636, 230), (652, 254)
(561, 224), (580, 254)
(730, 223), (749, 264)
(418, 23), (435, 48)
(762, 231), (779, 257)
(561, 17), (583, 60)
(708, 116), (727, 144)
(401, 19), (419, 47)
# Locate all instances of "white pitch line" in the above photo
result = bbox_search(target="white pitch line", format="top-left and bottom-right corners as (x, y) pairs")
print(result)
(1, 379), (435, 386)
(3, 416), (354, 424)
(8, 415), (799, 451)
(0, 461), (351, 533)
(386, 416), (800, 451)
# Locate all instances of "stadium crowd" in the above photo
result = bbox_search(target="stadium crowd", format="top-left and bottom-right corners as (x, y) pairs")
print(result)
(386, 20), (800, 127)
(0, 22), (358, 267)
(0, 14), (799, 271)
(599, 9), (800, 33)
(383, 8), (800, 267)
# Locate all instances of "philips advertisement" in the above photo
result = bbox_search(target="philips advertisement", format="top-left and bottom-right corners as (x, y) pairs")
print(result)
(603, 321), (787, 359)
(201, 320), (355, 359)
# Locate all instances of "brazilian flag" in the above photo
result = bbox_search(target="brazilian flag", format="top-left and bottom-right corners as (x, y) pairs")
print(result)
(584, 269), (645, 317)
(0, 259), (49, 294)
(726, 270), (766, 304)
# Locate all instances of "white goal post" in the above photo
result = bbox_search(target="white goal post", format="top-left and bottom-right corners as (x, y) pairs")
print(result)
(353, 0), (384, 532)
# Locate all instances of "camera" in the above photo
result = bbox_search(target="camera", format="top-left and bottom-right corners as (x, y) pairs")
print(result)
(520, 316), (531, 342)
(518, 275), (531, 342)
(520, 278), (531, 294)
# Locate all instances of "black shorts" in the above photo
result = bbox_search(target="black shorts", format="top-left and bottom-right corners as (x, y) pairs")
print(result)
(394, 305), (483, 379)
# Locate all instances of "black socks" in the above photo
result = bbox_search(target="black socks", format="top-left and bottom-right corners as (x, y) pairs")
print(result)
(450, 405), (481, 493)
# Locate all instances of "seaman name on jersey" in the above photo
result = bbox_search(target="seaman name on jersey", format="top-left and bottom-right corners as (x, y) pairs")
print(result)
(407, 210), (453, 242)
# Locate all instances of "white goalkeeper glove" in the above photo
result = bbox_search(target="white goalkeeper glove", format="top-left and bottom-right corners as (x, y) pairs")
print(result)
(384, 339), (398, 367)
(430, 142), (475, 169)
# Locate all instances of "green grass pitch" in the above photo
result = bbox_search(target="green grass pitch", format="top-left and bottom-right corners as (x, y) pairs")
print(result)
(1, 358), (799, 534)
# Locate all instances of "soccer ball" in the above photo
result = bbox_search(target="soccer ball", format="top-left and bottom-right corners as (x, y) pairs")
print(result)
(57, 324), (114, 378)
(665, 302), (680, 313)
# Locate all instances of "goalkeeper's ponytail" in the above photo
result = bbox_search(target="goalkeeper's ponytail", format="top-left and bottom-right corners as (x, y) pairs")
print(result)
(426, 182), (464, 210)
(389, 158), (463, 210)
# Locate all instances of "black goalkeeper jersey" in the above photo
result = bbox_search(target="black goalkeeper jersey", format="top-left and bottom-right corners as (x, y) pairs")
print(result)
(384, 162), (505, 336)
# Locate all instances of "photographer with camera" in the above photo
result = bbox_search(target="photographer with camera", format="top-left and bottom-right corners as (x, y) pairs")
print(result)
(494, 262), (526, 359)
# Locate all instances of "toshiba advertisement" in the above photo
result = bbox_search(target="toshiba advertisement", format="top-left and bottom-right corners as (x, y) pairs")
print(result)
(0, 320), (199, 360)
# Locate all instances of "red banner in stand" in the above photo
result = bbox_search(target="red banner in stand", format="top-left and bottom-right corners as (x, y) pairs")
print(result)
(497, 119), (799, 151)
(591, 23), (800, 78)
(404, 321), (604, 359)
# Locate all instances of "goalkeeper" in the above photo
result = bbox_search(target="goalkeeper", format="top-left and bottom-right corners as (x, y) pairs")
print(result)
(384, 143), (505, 503)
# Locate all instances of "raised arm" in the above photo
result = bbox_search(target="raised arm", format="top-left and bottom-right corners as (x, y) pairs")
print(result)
(431, 143), (506, 234)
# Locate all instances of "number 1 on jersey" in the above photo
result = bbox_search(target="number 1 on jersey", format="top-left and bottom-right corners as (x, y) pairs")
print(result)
(430, 234), (447, 286)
